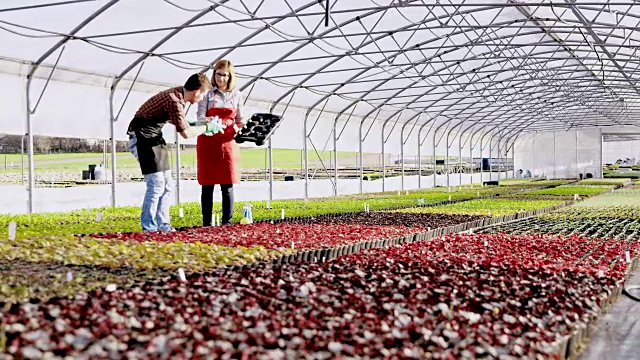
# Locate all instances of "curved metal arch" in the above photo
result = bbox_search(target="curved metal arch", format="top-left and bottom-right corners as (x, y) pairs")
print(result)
(200, 0), (320, 76)
(378, 46), (625, 132)
(320, 26), (554, 121)
(268, 4), (514, 113)
(271, 2), (637, 117)
(313, 7), (640, 130)
(272, 4), (548, 117)
(233, 0), (429, 97)
(24, 0), (120, 214)
(327, 26), (616, 127)
(111, 1), (231, 95)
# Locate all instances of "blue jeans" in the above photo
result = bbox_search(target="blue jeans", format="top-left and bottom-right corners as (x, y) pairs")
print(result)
(141, 170), (173, 232)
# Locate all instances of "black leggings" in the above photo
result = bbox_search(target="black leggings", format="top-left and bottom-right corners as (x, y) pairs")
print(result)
(201, 184), (234, 226)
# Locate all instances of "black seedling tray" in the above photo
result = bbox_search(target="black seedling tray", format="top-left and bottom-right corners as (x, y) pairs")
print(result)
(235, 113), (283, 147)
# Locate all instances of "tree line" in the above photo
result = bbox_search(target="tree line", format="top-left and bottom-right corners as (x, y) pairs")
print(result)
(0, 135), (129, 154)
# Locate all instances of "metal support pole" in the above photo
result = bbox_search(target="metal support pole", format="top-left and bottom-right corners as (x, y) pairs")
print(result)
(401, 133), (405, 191)
(511, 139), (516, 178)
(459, 134), (463, 186)
(381, 126), (386, 192)
(25, 79), (35, 213)
(175, 131), (181, 204)
(497, 138), (501, 181)
(109, 111), (117, 207)
(553, 132), (557, 179)
(269, 138), (273, 201)
(358, 123), (364, 194)
(479, 135), (483, 184)
(469, 140), (473, 185)
(433, 131), (437, 187)
(417, 136), (422, 188)
(303, 117), (309, 199)
(333, 123), (338, 196)
(21, 134), (25, 187)
(575, 130), (579, 179)
(445, 139), (450, 188)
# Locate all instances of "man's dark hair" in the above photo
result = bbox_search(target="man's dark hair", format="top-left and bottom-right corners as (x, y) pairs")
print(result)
(184, 73), (212, 92)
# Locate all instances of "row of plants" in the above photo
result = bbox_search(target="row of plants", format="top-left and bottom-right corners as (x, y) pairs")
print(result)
(1, 233), (633, 359)
(480, 216), (640, 240)
(577, 178), (632, 186)
(0, 183), (560, 240)
(391, 198), (565, 216)
(522, 185), (614, 197)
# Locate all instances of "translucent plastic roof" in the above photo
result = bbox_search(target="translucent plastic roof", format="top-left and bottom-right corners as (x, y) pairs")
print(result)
(2, 0), (640, 138)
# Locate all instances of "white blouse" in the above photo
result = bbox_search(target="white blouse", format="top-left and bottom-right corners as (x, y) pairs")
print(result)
(196, 87), (245, 126)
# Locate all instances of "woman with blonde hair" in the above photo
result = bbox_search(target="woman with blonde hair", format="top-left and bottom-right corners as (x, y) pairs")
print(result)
(196, 60), (245, 226)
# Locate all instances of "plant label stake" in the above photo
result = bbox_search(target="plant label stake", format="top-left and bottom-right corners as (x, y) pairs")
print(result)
(626, 251), (631, 263)
(281, 209), (285, 219)
(178, 268), (187, 282)
(66, 271), (73, 282)
(598, 270), (604, 278)
(573, 194), (578, 201)
(266, 200), (271, 209)
(405, 190), (409, 195)
(448, 195), (452, 201)
(397, 191), (401, 196)
(322, 256), (326, 262)
(484, 240), (488, 247)
(96, 212), (102, 222)
(178, 208), (184, 218)
(488, 211), (492, 217)
(7, 221), (16, 240)
(477, 191), (480, 197)
(291, 241), (295, 250)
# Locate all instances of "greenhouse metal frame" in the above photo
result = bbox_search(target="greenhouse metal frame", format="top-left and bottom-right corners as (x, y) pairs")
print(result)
(1, 0), (640, 213)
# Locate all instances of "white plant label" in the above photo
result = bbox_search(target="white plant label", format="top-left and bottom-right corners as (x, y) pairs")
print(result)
(96, 212), (102, 222)
(322, 256), (326, 262)
(484, 240), (488, 247)
(397, 191), (401, 196)
(477, 191), (480, 197)
(178, 268), (187, 282)
(8, 221), (16, 240)
(291, 241), (295, 249)
(448, 195), (452, 201)
(66, 271), (73, 282)
(488, 211), (492, 217)
(598, 270), (604, 278)
(178, 208), (184, 218)
(281, 209), (285, 219)
(266, 200), (271, 209)
(625, 251), (631, 263)
(405, 190), (409, 195)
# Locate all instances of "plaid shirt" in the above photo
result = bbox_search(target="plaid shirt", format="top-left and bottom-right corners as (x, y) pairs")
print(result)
(131, 86), (188, 133)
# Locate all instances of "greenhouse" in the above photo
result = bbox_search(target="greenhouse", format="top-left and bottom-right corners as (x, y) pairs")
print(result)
(0, 0), (639, 358)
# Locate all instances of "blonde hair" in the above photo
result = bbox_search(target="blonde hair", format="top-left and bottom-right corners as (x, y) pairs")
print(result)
(213, 59), (236, 91)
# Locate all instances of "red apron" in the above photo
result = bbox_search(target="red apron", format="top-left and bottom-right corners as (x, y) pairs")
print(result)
(196, 106), (241, 185)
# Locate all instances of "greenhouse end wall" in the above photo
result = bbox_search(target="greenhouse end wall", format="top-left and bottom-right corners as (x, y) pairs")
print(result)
(514, 129), (604, 180)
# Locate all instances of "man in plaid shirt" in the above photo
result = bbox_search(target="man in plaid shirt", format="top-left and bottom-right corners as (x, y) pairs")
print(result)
(127, 73), (223, 232)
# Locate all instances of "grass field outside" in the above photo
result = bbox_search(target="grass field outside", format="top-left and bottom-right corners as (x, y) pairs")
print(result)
(0, 149), (460, 172)
(0, 148), (363, 172)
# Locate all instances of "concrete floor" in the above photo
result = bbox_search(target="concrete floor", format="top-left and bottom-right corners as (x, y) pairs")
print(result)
(580, 267), (640, 360)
